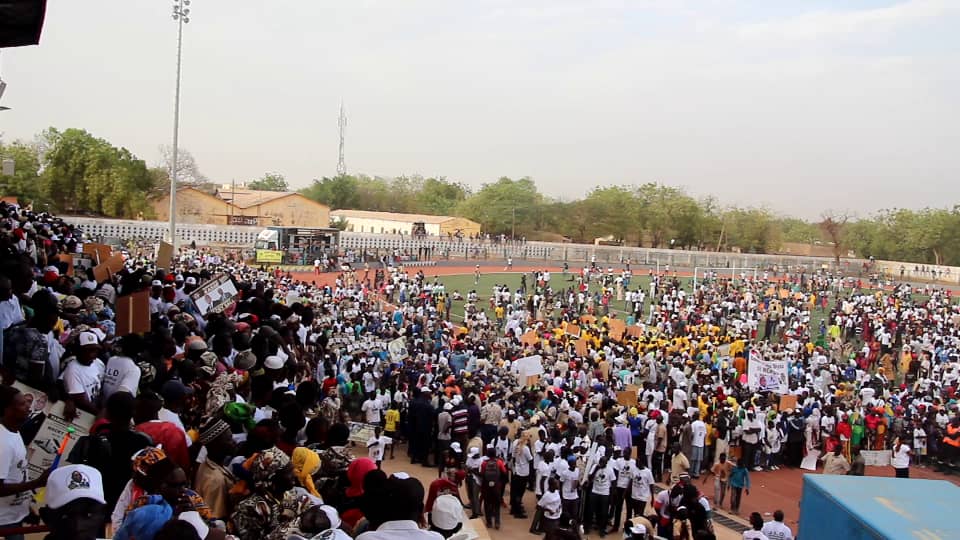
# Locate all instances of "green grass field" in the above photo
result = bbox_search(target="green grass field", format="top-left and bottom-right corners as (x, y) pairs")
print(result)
(424, 271), (834, 331)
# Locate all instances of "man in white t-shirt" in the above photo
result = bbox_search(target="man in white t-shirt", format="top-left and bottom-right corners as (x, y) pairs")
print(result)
(690, 413), (708, 478)
(0, 386), (51, 536)
(366, 427), (393, 469)
(61, 332), (105, 413)
(558, 457), (581, 525)
(741, 410), (763, 472)
(627, 456), (655, 519)
(587, 455), (615, 535)
(761, 510), (794, 540)
(891, 440), (912, 478)
(537, 478), (562, 535)
(101, 335), (144, 403)
(362, 396), (382, 424)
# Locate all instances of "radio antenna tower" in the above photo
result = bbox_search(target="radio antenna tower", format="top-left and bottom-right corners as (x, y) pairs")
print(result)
(336, 101), (347, 176)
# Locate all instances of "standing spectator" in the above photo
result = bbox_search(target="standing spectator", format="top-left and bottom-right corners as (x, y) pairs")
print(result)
(848, 446), (866, 476)
(479, 448), (507, 530)
(728, 458), (751, 515)
(690, 413), (707, 478)
(891, 438), (913, 478)
(821, 446), (850, 475)
(537, 478), (562, 536)
(587, 455), (614, 537)
(703, 452), (732, 508)
(625, 455), (655, 521)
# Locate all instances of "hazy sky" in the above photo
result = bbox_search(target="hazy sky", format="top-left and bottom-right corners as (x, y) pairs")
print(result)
(1, 0), (957, 219)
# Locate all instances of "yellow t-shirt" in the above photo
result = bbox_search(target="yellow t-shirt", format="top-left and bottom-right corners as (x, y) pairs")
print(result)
(384, 409), (400, 432)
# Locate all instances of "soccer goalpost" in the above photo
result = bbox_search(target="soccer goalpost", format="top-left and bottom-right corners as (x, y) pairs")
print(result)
(692, 266), (759, 290)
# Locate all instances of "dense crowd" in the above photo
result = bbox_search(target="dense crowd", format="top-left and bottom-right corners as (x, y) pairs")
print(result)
(2, 200), (960, 540)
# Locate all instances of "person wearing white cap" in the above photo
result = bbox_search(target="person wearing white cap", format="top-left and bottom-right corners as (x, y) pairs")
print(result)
(428, 494), (466, 539)
(61, 331), (106, 414)
(149, 280), (164, 315)
(464, 447), (483, 519)
(40, 464), (107, 540)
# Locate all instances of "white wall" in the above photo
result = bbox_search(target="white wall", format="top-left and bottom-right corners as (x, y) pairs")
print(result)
(336, 216), (440, 236)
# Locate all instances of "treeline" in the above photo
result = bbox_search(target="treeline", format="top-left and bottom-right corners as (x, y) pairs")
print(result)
(2, 127), (959, 265)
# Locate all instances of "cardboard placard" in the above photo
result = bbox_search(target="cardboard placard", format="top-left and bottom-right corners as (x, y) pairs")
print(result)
(626, 326), (643, 338)
(116, 290), (151, 336)
(580, 315), (597, 326)
(156, 241), (174, 271)
(82, 243), (112, 265)
(92, 262), (112, 283)
(574, 338), (589, 357)
(608, 319), (626, 340)
(93, 253), (125, 283)
(778, 394), (798, 412)
(617, 390), (638, 408)
(566, 323), (581, 337)
(12, 382), (95, 481)
(520, 331), (539, 347)
(190, 274), (239, 315)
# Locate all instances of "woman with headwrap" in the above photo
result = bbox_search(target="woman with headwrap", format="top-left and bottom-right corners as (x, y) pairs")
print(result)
(112, 446), (212, 531)
(230, 446), (296, 540)
(291, 447), (322, 499)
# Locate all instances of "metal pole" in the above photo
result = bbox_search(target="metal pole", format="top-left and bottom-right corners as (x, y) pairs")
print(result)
(169, 0), (190, 249)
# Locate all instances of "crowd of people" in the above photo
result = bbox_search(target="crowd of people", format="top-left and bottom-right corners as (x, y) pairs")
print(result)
(2, 200), (960, 540)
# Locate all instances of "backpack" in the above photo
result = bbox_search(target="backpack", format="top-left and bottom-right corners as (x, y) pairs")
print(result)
(67, 429), (113, 471)
(483, 459), (501, 488)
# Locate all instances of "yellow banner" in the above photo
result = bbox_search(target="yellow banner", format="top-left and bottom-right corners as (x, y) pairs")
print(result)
(256, 249), (284, 263)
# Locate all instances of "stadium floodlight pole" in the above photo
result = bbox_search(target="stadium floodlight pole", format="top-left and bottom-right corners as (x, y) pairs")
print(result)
(168, 0), (191, 249)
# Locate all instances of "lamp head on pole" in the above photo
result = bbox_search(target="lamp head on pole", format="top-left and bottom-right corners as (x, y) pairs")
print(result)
(173, 0), (191, 23)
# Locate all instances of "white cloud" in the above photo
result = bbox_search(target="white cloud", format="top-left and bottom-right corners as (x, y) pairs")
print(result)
(737, 0), (957, 40)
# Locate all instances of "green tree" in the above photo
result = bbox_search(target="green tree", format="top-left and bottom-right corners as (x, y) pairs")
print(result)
(40, 127), (154, 218)
(329, 216), (349, 231)
(723, 207), (780, 253)
(417, 177), (470, 215)
(301, 175), (360, 210)
(247, 172), (289, 192)
(455, 177), (543, 236)
(0, 139), (43, 205)
(778, 217), (820, 244)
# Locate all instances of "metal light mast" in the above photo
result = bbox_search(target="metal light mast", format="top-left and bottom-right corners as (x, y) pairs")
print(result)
(336, 101), (347, 176)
